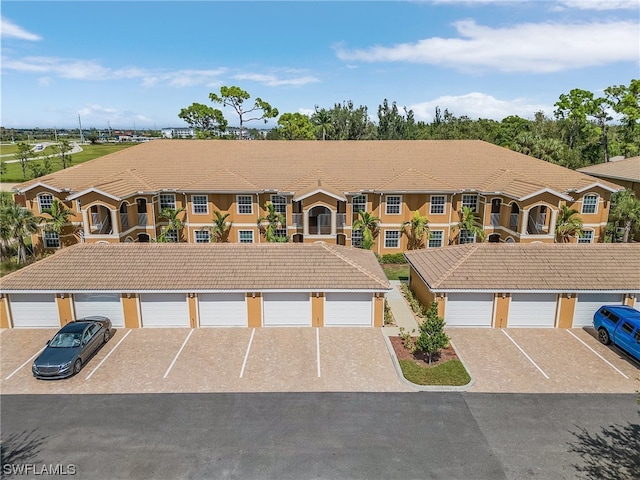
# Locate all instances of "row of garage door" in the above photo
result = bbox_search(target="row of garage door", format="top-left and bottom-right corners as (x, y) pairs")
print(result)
(7, 292), (374, 328)
(445, 292), (634, 328)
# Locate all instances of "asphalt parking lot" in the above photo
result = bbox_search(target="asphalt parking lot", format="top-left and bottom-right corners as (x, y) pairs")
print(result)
(1, 326), (638, 394)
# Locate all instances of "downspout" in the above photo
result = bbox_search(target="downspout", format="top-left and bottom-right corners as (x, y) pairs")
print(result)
(378, 193), (383, 253)
(182, 192), (190, 243)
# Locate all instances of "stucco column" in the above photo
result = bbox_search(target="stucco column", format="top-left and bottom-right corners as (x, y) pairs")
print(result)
(549, 208), (557, 236)
(520, 209), (529, 235)
(81, 209), (90, 234)
(331, 210), (337, 235)
(303, 210), (309, 236)
(110, 209), (119, 235)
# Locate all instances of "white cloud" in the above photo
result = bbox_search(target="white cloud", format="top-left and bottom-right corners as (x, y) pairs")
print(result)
(409, 92), (551, 122)
(335, 19), (639, 73)
(557, 0), (640, 10)
(1, 17), (41, 41)
(234, 72), (320, 86)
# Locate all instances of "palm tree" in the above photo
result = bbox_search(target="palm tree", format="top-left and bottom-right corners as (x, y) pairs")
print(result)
(555, 205), (583, 243)
(41, 199), (74, 248)
(2, 202), (39, 264)
(400, 211), (430, 250)
(311, 106), (332, 140)
(609, 189), (640, 243)
(453, 206), (485, 244)
(353, 211), (380, 249)
(211, 211), (232, 242)
(157, 207), (185, 242)
(257, 201), (287, 242)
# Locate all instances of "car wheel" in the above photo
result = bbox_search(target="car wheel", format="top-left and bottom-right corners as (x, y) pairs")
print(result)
(73, 359), (82, 375)
(104, 329), (110, 343)
(598, 328), (611, 345)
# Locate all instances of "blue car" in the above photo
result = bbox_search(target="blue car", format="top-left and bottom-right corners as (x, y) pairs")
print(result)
(593, 305), (640, 362)
(32, 316), (112, 379)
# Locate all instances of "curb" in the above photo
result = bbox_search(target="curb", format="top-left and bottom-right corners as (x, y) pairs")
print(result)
(383, 335), (475, 392)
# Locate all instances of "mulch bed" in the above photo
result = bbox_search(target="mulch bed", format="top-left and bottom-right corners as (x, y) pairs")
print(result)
(390, 335), (458, 368)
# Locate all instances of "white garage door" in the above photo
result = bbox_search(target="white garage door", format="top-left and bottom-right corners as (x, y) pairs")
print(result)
(140, 293), (190, 327)
(263, 293), (310, 326)
(74, 293), (125, 327)
(445, 293), (494, 327)
(572, 293), (623, 327)
(509, 293), (557, 328)
(10, 293), (60, 328)
(325, 293), (372, 327)
(199, 293), (247, 327)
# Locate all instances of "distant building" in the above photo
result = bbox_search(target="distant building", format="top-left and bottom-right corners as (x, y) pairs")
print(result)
(161, 127), (195, 139)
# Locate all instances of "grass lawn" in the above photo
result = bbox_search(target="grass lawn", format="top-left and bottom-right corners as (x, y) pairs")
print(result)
(382, 264), (409, 280)
(399, 359), (471, 386)
(1, 143), (136, 183)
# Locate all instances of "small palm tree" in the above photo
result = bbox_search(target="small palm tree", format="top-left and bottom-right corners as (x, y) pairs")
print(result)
(257, 201), (287, 242)
(157, 207), (185, 242)
(353, 211), (380, 250)
(453, 206), (485, 244)
(211, 211), (233, 243)
(41, 199), (74, 247)
(2, 202), (39, 264)
(609, 189), (640, 243)
(400, 211), (430, 250)
(311, 106), (333, 140)
(555, 205), (583, 243)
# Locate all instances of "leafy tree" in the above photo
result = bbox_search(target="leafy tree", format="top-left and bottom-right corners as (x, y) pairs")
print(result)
(28, 157), (52, 179)
(555, 205), (583, 243)
(605, 80), (640, 157)
(276, 112), (315, 140)
(14, 142), (34, 181)
(257, 201), (287, 242)
(86, 129), (100, 144)
(53, 139), (73, 169)
(554, 88), (596, 150)
(311, 106), (332, 140)
(353, 210), (380, 250)
(400, 211), (430, 250)
(178, 102), (227, 138)
(377, 99), (415, 140)
(415, 303), (450, 365)
(157, 207), (185, 242)
(41, 200), (74, 247)
(608, 189), (640, 243)
(211, 211), (232, 242)
(453, 206), (485, 244)
(209, 86), (278, 140)
(325, 101), (376, 140)
(1, 201), (39, 264)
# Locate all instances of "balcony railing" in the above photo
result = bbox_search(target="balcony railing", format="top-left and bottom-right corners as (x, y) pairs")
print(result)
(137, 213), (148, 226)
(120, 213), (129, 230)
(490, 213), (500, 227)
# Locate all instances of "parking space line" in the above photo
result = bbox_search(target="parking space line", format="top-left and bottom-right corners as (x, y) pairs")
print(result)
(164, 330), (194, 379)
(5, 346), (46, 380)
(502, 330), (549, 379)
(86, 330), (131, 380)
(239, 328), (255, 378)
(566, 330), (629, 379)
(316, 328), (321, 378)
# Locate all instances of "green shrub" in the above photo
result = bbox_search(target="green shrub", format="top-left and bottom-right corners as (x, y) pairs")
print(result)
(415, 303), (450, 365)
(399, 359), (470, 386)
(380, 253), (407, 264)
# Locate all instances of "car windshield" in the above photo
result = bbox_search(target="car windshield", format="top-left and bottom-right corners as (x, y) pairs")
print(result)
(49, 332), (82, 348)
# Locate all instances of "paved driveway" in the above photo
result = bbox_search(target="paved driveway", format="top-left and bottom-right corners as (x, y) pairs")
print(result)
(448, 327), (640, 393)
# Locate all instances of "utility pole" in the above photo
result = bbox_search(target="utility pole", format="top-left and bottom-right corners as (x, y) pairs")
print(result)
(78, 115), (85, 144)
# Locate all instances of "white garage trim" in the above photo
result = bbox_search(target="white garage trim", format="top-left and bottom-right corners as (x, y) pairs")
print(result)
(324, 293), (373, 327)
(445, 293), (494, 327)
(74, 293), (125, 327)
(572, 293), (624, 327)
(263, 293), (311, 327)
(508, 293), (557, 328)
(198, 293), (247, 327)
(140, 293), (190, 327)
(9, 293), (60, 328)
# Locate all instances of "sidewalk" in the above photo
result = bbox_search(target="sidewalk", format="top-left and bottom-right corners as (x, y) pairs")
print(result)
(382, 280), (421, 336)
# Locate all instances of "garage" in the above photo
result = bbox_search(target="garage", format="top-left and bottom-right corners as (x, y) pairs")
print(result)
(263, 293), (311, 327)
(508, 293), (557, 328)
(9, 294), (60, 328)
(198, 293), (247, 327)
(445, 293), (494, 327)
(572, 293), (623, 327)
(74, 293), (125, 327)
(324, 292), (373, 327)
(140, 293), (190, 327)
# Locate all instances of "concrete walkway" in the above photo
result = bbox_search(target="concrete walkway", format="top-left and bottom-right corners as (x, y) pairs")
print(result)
(383, 280), (421, 336)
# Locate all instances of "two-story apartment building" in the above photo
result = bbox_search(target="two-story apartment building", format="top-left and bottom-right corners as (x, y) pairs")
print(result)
(12, 140), (622, 254)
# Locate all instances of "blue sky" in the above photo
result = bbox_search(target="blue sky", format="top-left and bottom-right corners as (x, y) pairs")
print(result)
(1, 0), (638, 130)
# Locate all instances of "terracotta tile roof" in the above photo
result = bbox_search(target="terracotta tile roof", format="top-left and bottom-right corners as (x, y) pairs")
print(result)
(0, 243), (391, 292)
(15, 140), (623, 200)
(578, 156), (640, 183)
(405, 243), (640, 292)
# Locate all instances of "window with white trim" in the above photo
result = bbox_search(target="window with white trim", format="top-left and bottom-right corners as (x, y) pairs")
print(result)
(578, 230), (593, 243)
(159, 194), (176, 210)
(581, 194), (598, 214)
(44, 231), (60, 248)
(271, 195), (287, 215)
(462, 194), (478, 212)
(459, 229), (476, 244)
(38, 193), (54, 213)
(385, 196), (401, 215)
(192, 195), (208, 214)
(274, 228), (287, 240)
(239, 230), (254, 243)
(384, 230), (400, 248)
(352, 195), (367, 216)
(428, 230), (444, 248)
(430, 195), (445, 215)
(195, 230), (211, 243)
(351, 229), (363, 247)
(237, 195), (253, 214)
(164, 230), (178, 243)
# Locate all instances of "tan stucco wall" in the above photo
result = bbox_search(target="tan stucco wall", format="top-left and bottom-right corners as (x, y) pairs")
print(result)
(312, 294), (324, 327)
(188, 295), (198, 328)
(0, 296), (10, 328)
(57, 295), (73, 325)
(247, 293), (262, 327)
(494, 294), (509, 328)
(557, 294), (576, 328)
(373, 295), (384, 327)
(409, 266), (436, 309)
(122, 294), (140, 328)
